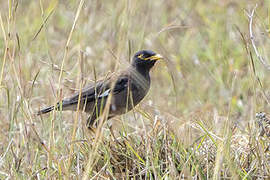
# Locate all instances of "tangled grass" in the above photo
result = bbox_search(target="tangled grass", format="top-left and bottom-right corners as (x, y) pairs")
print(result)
(0, 0), (269, 179)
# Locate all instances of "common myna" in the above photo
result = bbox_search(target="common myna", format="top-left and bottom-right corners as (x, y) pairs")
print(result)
(37, 50), (163, 128)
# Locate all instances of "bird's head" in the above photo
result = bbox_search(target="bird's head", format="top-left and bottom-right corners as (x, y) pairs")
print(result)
(132, 50), (163, 70)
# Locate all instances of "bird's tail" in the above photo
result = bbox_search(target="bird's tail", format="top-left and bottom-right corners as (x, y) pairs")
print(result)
(37, 105), (55, 115)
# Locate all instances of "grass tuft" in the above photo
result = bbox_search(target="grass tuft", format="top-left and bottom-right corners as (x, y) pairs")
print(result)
(0, 0), (269, 179)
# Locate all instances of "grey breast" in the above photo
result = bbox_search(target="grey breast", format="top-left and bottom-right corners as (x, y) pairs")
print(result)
(110, 69), (151, 115)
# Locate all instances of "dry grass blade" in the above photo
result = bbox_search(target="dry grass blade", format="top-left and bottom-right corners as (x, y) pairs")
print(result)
(82, 87), (113, 180)
(0, 13), (8, 87)
(67, 49), (84, 171)
(32, 6), (55, 41)
(57, 0), (85, 92)
(248, 4), (270, 70)
(1, 1), (270, 179)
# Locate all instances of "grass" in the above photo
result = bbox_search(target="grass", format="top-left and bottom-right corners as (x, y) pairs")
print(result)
(0, 0), (270, 179)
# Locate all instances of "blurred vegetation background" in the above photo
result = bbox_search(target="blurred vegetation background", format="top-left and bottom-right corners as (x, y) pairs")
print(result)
(0, 0), (269, 179)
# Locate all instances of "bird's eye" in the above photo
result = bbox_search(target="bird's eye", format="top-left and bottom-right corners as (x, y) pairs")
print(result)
(138, 54), (144, 59)
(138, 54), (150, 60)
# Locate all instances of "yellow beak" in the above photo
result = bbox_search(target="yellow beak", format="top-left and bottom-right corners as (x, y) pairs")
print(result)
(146, 54), (163, 61)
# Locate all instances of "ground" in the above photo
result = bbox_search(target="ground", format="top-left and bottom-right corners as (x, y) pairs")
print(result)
(0, 0), (269, 179)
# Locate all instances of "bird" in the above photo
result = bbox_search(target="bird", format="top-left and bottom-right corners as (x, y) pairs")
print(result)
(37, 50), (163, 128)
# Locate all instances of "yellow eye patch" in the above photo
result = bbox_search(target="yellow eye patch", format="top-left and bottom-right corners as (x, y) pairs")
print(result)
(138, 54), (162, 61)
(138, 54), (144, 59)
(138, 54), (150, 61)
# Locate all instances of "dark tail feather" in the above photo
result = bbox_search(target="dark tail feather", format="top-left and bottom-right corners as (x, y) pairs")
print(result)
(37, 105), (55, 115)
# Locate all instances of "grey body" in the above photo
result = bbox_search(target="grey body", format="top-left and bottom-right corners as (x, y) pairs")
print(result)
(37, 50), (160, 128)
(38, 67), (151, 127)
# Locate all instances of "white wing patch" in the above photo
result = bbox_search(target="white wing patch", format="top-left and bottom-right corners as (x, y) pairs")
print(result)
(98, 89), (110, 98)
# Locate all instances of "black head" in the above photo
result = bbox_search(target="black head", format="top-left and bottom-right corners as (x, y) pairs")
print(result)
(132, 50), (163, 70)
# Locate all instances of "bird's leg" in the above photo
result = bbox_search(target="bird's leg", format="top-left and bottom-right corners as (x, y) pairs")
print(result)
(108, 123), (120, 145)
(86, 111), (97, 132)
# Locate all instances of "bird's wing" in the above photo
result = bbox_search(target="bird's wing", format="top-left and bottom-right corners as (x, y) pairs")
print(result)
(110, 75), (129, 95)
(92, 75), (129, 99)
(62, 79), (109, 107)
(61, 74), (129, 107)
